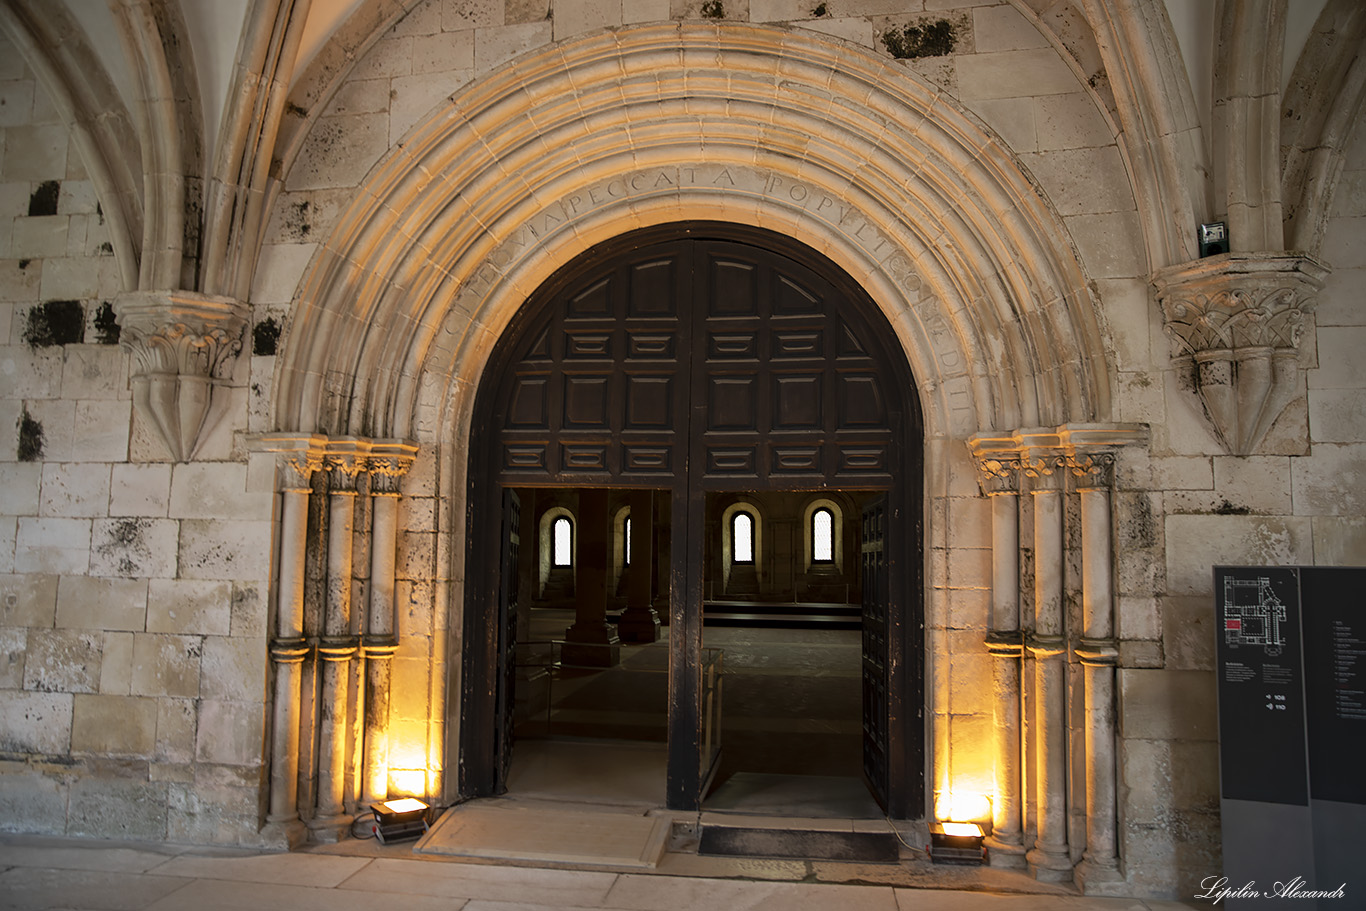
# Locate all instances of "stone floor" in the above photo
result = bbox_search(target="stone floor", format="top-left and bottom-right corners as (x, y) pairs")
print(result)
(0, 832), (1209, 910)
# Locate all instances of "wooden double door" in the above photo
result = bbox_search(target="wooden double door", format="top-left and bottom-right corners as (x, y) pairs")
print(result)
(462, 223), (924, 817)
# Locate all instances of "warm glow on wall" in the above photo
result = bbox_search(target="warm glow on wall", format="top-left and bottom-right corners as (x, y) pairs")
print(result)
(388, 767), (427, 796)
(935, 789), (993, 823)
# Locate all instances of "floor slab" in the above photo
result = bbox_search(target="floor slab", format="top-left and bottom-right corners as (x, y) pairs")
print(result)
(417, 801), (671, 868)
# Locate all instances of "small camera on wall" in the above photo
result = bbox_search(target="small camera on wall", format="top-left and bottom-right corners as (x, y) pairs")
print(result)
(1199, 221), (1228, 257)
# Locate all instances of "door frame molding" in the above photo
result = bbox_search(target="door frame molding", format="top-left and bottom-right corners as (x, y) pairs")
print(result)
(459, 222), (924, 817)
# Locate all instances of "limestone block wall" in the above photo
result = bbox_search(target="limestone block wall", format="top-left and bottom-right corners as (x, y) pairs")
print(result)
(0, 0), (1362, 899)
(0, 34), (273, 844)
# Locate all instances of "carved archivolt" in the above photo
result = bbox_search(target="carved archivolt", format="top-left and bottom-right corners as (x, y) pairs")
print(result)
(1152, 253), (1327, 455)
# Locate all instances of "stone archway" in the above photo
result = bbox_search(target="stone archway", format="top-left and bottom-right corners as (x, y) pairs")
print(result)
(262, 22), (1116, 841)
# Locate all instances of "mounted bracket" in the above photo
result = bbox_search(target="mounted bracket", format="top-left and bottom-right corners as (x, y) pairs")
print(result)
(113, 290), (250, 461)
(1152, 253), (1327, 455)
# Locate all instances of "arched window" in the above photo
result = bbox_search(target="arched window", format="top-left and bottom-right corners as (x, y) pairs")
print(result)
(812, 507), (834, 563)
(552, 516), (573, 566)
(732, 511), (755, 564)
(624, 515), (632, 566)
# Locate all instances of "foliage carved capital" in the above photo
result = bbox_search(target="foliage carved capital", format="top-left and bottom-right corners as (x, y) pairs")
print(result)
(1151, 254), (1328, 454)
(114, 291), (250, 461)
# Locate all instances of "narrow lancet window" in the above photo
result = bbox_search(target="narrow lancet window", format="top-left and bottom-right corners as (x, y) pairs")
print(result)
(552, 516), (573, 566)
(733, 512), (755, 564)
(812, 507), (834, 563)
(624, 515), (632, 566)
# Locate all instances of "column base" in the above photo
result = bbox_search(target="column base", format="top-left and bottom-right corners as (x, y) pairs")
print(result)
(1026, 846), (1075, 883)
(1075, 857), (1126, 895)
(984, 834), (1028, 869)
(260, 817), (308, 850)
(307, 812), (354, 844)
(616, 607), (660, 643)
(562, 622), (620, 667)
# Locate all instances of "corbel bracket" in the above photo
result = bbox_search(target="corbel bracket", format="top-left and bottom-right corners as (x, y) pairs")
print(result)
(114, 290), (250, 461)
(1152, 253), (1327, 455)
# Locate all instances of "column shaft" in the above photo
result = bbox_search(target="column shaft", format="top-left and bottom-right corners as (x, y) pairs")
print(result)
(314, 469), (358, 838)
(267, 476), (310, 830)
(1028, 479), (1072, 881)
(986, 487), (1025, 867)
(363, 487), (401, 804)
(1076, 477), (1122, 889)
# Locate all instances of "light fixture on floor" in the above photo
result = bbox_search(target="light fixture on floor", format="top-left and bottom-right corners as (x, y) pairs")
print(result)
(927, 820), (987, 865)
(370, 797), (430, 844)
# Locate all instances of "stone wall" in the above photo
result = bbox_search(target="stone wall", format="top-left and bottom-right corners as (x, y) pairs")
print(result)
(0, 0), (1363, 899)
(0, 31), (273, 844)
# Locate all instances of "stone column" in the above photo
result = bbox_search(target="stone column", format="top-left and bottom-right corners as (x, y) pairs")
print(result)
(313, 453), (362, 840)
(1025, 455), (1072, 882)
(361, 447), (415, 804)
(263, 451), (316, 848)
(978, 456), (1026, 868)
(1069, 451), (1124, 892)
(617, 489), (660, 643)
(563, 489), (620, 667)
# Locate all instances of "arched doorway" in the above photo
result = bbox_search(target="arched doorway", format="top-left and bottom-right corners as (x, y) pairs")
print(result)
(461, 222), (924, 817)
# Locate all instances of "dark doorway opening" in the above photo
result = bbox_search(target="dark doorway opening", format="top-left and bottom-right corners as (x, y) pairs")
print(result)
(462, 223), (925, 818)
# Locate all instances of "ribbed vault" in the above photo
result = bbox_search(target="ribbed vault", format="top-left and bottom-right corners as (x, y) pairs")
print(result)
(275, 22), (1113, 441)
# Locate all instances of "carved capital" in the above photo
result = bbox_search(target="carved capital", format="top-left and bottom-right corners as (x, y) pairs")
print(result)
(1152, 253), (1328, 454)
(366, 440), (419, 495)
(248, 434), (330, 493)
(114, 291), (250, 460)
(1064, 451), (1116, 489)
(975, 457), (1021, 494)
(1022, 453), (1066, 490)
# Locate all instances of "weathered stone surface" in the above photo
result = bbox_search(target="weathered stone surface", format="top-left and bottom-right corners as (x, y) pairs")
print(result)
(15, 517), (91, 574)
(90, 517), (178, 579)
(39, 463), (110, 518)
(0, 764), (68, 834)
(98, 631), (133, 695)
(55, 575), (146, 631)
(200, 635), (267, 702)
(166, 778), (261, 845)
(1291, 443), (1366, 516)
(1163, 515), (1313, 596)
(1160, 595), (1214, 672)
(1312, 515), (1366, 564)
(0, 461), (42, 514)
(176, 519), (273, 581)
(230, 583), (267, 637)
(106, 464), (172, 517)
(1119, 669), (1217, 742)
(67, 777), (168, 840)
(130, 633), (202, 698)
(168, 463), (270, 521)
(195, 699), (263, 765)
(22, 628), (102, 693)
(69, 400), (131, 462)
(147, 579), (232, 637)
(0, 572), (58, 627)
(156, 697), (197, 763)
(0, 627), (26, 688)
(70, 694), (156, 755)
(0, 690), (72, 753)
(957, 48), (1079, 101)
